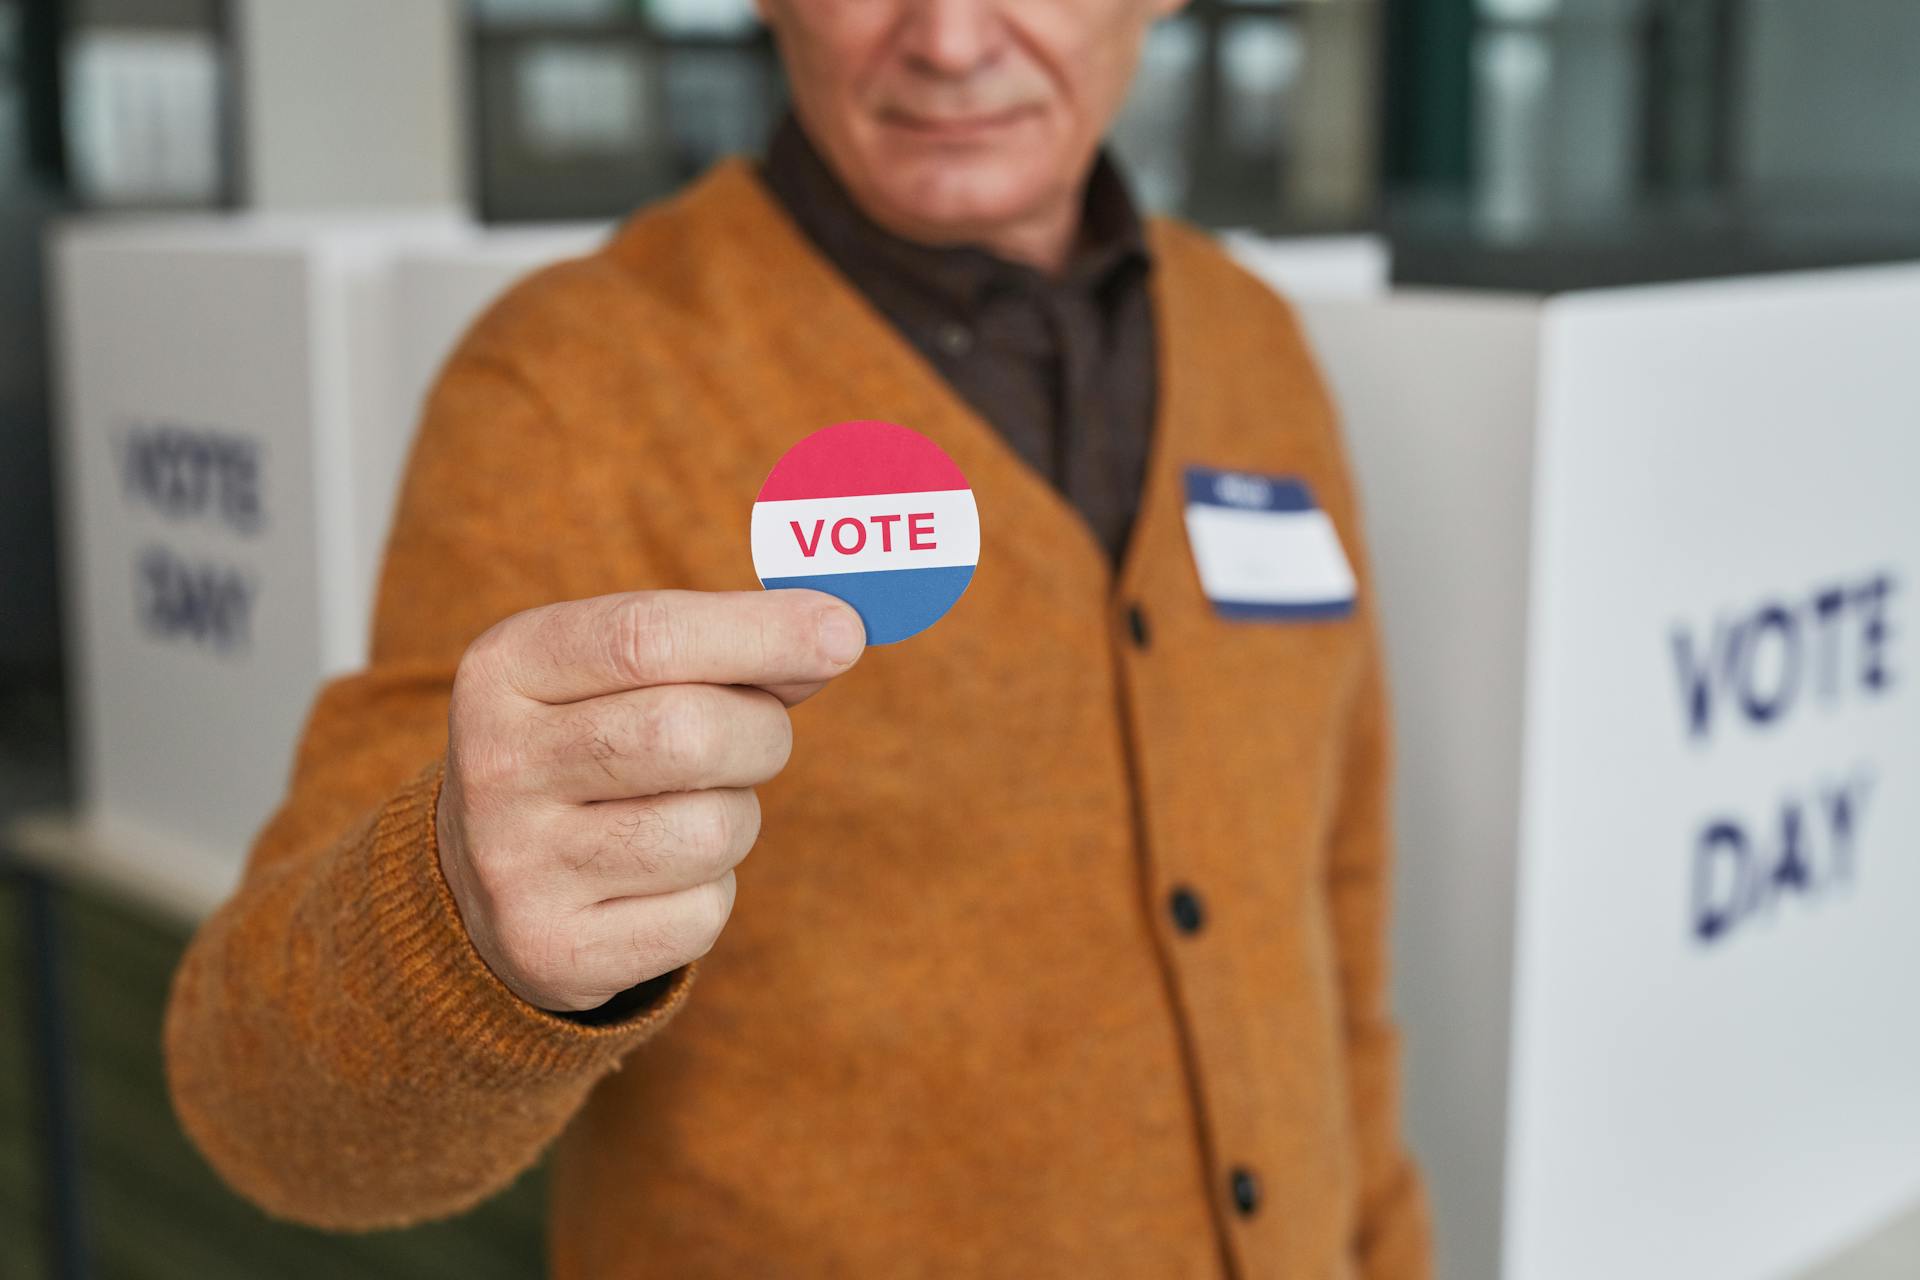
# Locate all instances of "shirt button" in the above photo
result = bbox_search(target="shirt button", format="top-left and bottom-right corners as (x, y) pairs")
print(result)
(1126, 603), (1150, 649)
(1229, 1166), (1261, 1217)
(934, 322), (974, 356)
(1168, 887), (1205, 935)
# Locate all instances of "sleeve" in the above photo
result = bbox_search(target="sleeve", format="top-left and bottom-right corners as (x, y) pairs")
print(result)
(162, 348), (697, 1230)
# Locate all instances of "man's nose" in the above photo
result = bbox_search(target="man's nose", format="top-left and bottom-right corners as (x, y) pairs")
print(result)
(898, 0), (1005, 78)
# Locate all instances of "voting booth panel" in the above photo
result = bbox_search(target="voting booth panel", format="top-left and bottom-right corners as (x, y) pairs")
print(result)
(1293, 291), (1542, 1280)
(1296, 265), (1920, 1280)
(387, 225), (608, 483)
(1510, 273), (1920, 1280)
(1217, 231), (1390, 300)
(48, 216), (465, 917)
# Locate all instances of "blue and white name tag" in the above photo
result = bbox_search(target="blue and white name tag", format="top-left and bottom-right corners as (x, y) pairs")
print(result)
(1182, 466), (1357, 620)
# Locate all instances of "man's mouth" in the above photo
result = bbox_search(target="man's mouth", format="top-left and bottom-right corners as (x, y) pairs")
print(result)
(880, 103), (1039, 140)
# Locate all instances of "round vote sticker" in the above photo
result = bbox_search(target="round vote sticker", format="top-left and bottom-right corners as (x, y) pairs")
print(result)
(751, 420), (980, 645)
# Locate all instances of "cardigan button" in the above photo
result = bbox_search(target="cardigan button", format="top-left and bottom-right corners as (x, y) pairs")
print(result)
(934, 322), (975, 356)
(1168, 887), (1205, 935)
(1229, 1166), (1261, 1217)
(1126, 603), (1150, 650)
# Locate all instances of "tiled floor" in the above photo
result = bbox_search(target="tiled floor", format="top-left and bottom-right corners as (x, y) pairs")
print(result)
(0, 871), (551, 1280)
(0, 674), (541, 1278)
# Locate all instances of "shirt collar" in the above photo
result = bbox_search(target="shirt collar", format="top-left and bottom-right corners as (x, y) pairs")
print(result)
(757, 111), (1152, 320)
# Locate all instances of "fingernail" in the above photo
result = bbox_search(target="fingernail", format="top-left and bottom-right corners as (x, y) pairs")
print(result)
(818, 607), (866, 665)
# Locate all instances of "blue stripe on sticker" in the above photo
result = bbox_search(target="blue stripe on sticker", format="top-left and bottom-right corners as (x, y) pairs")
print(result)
(761, 565), (976, 646)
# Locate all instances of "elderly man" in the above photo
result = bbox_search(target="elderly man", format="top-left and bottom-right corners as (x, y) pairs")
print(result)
(164, 1), (1432, 1276)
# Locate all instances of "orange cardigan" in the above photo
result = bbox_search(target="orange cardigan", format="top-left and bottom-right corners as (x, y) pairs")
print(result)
(164, 159), (1431, 1279)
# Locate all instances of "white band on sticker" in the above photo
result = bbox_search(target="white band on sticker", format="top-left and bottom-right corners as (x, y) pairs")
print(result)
(750, 488), (982, 580)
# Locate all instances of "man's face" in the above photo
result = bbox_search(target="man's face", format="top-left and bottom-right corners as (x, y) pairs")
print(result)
(757, 0), (1186, 249)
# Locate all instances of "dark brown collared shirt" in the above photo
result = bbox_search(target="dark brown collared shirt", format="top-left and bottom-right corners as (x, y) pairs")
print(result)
(759, 113), (1158, 564)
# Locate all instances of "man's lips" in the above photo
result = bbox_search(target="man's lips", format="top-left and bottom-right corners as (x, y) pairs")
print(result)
(879, 104), (1039, 139)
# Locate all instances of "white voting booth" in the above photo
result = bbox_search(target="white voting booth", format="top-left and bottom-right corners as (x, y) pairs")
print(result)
(47, 214), (467, 916)
(387, 223), (609, 458)
(1294, 267), (1920, 1280)
(44, 216), (1385, 922)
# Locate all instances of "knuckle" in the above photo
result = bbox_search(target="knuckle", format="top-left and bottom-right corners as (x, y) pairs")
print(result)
(639, 689), (714, 780)
(753, 598), (790, 673)
(544, 704), (622, 784)
(591, 802), (670, 878)
(624, 919), (679, 979)
(691, 876), (735, 953)
(685, 792), (738, 859)
(733, 790), (764, 859)
(699, 791), (759, 870)
(735, 696), (793, 784)
(766, 704), (795, 773)
(544, 914), (609, 1000)
(449, 656), (506, 746)
(454, 821), (511, 897)
(454, 730), (528, 798)
(659, 879), (732, 963)
(612, 593), (684, 686)
(457, 619), (511, 684)
(441, 770), (496, 856)
(459, 610), (545, 697)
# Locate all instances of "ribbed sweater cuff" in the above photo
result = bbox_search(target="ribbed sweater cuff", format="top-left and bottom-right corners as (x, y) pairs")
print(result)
(338, 754), (697, 1087)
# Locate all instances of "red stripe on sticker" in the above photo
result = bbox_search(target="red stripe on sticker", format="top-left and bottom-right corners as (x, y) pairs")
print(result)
(755, 419), (971, 501)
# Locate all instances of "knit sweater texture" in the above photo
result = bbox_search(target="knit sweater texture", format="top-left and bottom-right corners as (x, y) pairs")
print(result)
(164, 158), (1433, 1279)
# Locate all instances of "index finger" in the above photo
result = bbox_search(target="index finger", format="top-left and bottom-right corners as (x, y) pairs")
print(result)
(489, 589), (866, 705)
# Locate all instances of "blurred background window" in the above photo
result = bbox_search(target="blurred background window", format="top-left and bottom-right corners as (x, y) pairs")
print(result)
(58, 0), (230, 209)
(1, 3), (22, 189)
(470, 0), (779, 222)
(1112, 0), (1382, 229)
(1389, 0), (1920, 286)
(468, 0), (1385, 231)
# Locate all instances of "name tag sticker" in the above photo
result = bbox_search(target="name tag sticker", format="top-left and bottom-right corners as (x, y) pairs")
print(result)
(1182, 466), (1356, 620)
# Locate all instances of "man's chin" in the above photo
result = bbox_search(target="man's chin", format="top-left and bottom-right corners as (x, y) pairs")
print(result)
(868, 157), (1058, 244)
